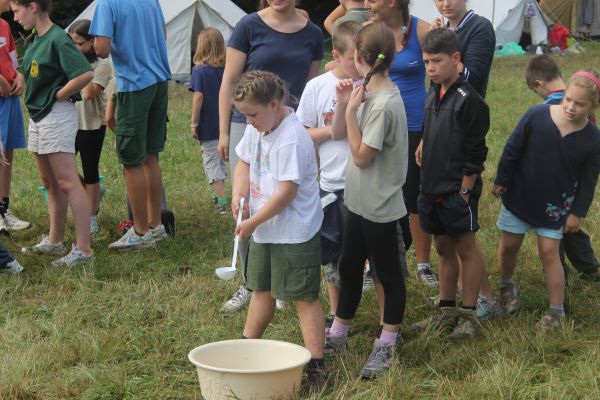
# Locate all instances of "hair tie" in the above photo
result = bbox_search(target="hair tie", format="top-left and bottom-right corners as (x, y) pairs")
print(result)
(573, 71), (600, 94)
(377, 53), (385, 61)
(402, 26), (408, 34)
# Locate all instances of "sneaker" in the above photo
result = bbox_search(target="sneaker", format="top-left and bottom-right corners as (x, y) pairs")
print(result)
(220, 285), (251, 313)
(90, 216), (100, 235)
(410, 306), (458, 334)
(580, 270), (600, 284)
(21, 235), (67, 255)
(150, 224), (168, 242)
(304, 365), (330, 392)
(360, 339), (394, 380)
(217, 202), (227, 215)
(210, 193), (218, 204)
(161, 209), (176, 237)
(416, 267), (439, 288)
(500, 283), (521, 314)
(51, 245), (93, 268)
(108, 227), (155, 251)
(539, 310), (564, 331)
(0, 259), (24, 275)
(476, 296), (503, 321)
(275, 299), (287, 310)
(324, 330), (347, 355)
(5, 210), (31, 230)
(448, 308), (478, 340)
(116, 220), (134, 235)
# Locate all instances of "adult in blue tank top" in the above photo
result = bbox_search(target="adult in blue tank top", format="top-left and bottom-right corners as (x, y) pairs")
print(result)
(431, 0), (496, 98)
(367, 0), (437, 285)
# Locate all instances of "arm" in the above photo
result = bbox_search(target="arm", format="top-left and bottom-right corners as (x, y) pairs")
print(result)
(306, 60), (321, 83)
(232, 159), (251, 220)
(331, 79), (353, 140)
(460, 21), (495, 92)
(10, 71), (24, 96)
(218, 48), (247, 161)
(416, 18), (431, 42)
(191, 92), (204, 140)
(236, 181), (299, 241)
(494, 110), (532, 193)
(307, 127), (333, 144)
(81, 83), (105, 101)
(346, 85), (378, 168)
(94, 36), (112, 59)
(105, 96), (116, 132)
(570, 148), (600, 219)
(461, 98), (489, 179)
(0, 75), (10, 97)
(324, 5), (346, 35)
(56, 71), (94, 101)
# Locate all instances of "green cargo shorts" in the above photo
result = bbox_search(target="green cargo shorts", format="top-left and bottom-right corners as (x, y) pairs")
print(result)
(116, 80), (168, 166)
(247, 233), (322, 302)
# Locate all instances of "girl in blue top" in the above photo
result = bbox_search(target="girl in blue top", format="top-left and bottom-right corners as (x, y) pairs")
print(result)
(188, 28), (227, 214)
(366, 0), (437, 289)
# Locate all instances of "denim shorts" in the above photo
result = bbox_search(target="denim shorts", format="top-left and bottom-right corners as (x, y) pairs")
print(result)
(496, 204), (563, 240)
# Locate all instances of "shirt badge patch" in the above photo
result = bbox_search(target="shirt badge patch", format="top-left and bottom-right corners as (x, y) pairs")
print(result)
(30, 60), (39, 78)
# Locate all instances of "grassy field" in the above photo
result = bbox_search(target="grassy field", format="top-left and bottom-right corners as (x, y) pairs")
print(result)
(1, 45), (600, 399)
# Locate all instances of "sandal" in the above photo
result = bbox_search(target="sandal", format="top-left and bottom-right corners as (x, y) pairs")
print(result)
(539, 310), (564, 331)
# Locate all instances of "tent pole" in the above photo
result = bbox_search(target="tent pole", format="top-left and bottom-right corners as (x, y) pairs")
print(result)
(492, 0), (496, 25)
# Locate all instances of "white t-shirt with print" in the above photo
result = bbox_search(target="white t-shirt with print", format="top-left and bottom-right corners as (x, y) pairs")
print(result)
(236, 110), (323, 244)
(296, 71), (349, 192)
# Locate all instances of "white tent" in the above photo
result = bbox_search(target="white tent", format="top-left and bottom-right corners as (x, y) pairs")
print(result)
(411, 0), (549, 47)
(69, 0), (246, 80)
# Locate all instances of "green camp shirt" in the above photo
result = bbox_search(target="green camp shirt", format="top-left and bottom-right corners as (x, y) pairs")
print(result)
(22, 24), (92, 123)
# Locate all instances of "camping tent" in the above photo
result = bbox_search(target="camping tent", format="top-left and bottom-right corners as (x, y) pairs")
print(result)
(541, 0), (600, 37)
(69, 0), (246, 81)
(410, 0), (549, 47)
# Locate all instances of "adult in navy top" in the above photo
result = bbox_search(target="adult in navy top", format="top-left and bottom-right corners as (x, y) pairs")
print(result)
(90, 0), (170, 92)
(432, 1), (495, 98)
(495, 104), (600, 230)
(188, 63), (224, 141)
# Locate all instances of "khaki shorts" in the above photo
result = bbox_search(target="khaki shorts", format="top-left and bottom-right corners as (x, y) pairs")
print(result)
(200, 139), (227, 184)
(116, 80), (168, 166)
(28, 101), (78, 154)
(247, 233), (322, 302)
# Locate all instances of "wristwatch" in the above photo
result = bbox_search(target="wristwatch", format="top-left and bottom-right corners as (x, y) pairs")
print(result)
(460, 186), (473, 195)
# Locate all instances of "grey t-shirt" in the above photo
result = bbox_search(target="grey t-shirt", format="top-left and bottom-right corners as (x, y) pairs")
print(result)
(344, 87), (408, 223)
(333, 8), (372, 30)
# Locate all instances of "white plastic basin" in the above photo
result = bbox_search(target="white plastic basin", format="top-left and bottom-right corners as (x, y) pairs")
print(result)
(188, 339), (311, 400)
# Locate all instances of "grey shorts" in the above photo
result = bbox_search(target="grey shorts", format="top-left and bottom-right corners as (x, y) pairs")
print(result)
(200, 139), (227, 184)
(28, 101), (78, 154)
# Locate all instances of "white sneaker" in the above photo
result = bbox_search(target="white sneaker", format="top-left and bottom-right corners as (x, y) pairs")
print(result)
(0, 259), (24, 275)
(416, 267), (439, 288)
(108, 227), (155, 251)
(51, 245), (93, 268)
(5, 210), (31, 230)
(22, 235), (67, 255)
(276, 299), (287, 310)
(150, 224), (168, 242)
(220, 285), (251, 313)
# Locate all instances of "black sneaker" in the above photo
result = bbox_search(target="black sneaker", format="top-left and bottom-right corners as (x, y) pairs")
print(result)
(161, 208), (176, 237)
(303, 365), (330, 394)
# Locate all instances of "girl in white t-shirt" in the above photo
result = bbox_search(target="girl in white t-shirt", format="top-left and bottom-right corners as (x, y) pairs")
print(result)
(325, 22), (409, 380)
(231, 70), (327, 388)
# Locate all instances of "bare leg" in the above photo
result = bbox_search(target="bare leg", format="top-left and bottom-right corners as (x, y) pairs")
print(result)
(124, 165), (149, 233)
(538, 236), (564, 306)
(374, 281), (385, 325)
(211, 180), (226, 199)
(435, 235), (460, 301)
(295, 300), (325, 358)
(243, 291), (276, 338)
(35, 154), (67, 245)
(46, 153), (91, 254)
(453, 233), (483, 308)
(0, 149), (13, 198)
(85, 182), (101, 215)
(410, 212), (433, 264)
(326, 282), (339, 315)
(498, 232), (525, 280)
(475, 240), (494, 298)
(143, 153), (163, 228)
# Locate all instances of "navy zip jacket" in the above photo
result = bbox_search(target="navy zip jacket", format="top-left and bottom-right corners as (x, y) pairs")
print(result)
(421, 78), (489, 197)
(495, 104), (600, 229)
(451, 10), (496, 98)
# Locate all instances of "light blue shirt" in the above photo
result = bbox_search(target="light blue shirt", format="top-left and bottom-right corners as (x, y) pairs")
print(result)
(90, 0), (171, 92)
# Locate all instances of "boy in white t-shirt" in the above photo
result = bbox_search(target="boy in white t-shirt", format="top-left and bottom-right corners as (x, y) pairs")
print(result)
(296, 21), (362, 326)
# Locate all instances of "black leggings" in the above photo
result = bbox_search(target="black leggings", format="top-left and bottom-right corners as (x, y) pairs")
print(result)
(336, 211), (407, 325)
(75, 126), (106, 184)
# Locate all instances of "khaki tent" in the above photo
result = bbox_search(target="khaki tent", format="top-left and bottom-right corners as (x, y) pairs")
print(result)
(539, 0), (600, 37)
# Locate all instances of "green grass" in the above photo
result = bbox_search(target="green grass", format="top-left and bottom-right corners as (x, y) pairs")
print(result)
(2, 45), (600, 399)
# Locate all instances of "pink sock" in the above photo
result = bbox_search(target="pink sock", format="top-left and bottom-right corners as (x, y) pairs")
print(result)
(329, 319), (350, 337)
(379, 329), (398, 345)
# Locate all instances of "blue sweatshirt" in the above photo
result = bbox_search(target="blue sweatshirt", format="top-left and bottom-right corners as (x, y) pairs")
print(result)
(495, 104), (600, 229)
